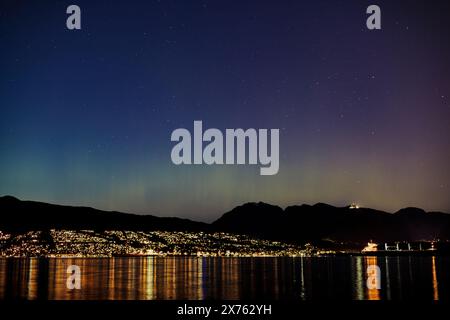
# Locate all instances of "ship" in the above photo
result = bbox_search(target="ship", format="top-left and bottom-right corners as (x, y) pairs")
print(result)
(361, 240), (450, 256)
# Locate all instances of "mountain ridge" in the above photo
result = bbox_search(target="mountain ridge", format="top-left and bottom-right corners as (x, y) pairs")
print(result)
(1, 195), (449, 243)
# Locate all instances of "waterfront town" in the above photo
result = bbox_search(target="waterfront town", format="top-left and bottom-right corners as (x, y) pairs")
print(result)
(0, 230), (321, 257)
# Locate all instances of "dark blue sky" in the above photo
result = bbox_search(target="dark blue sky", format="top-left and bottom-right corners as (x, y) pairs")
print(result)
(1, 0), (449, 221)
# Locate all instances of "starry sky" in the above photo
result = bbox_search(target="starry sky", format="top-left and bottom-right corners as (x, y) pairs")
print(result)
(1, 0), (449, 221)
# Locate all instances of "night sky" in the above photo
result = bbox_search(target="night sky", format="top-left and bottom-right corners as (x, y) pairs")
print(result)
(1, 0), (449, 221)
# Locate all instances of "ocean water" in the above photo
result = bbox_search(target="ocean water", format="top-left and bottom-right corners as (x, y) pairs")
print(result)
(0, 256), (448, 300)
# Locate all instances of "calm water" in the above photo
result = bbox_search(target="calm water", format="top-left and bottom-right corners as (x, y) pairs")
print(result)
(0, 256), (448, 300)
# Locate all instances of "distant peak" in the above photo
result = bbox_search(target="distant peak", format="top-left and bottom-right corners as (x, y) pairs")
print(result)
(240, 202), (277, 208)
(395, 207), (426, 215)
(0, 195), (19, 201)
(313, 202), (335, 209)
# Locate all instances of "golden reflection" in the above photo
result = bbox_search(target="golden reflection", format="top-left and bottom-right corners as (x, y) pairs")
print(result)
(364, 256), (380, 301)
(165, 257), (176, 299)
(196, 258), (204, 299)
(273, 258), (279, 299)
(0, 256), (446, 300)
(27, 258), (39, 299)
(108, 258), (116, 300)
(431, 256), (439, 301)
(299, 257), (306, 300)
(144, 257), (155, 300)
(354, 256), (364, 300)
(0, 259), (6, 299)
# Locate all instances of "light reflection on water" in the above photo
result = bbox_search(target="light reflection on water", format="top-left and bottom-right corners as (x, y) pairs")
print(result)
(0, 256), (448, 300)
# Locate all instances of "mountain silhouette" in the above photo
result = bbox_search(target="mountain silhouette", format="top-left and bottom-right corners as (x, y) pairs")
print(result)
(0, 195), (207, 232)
(212, 202), (450, 242)
(1, 195), (449, 243)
